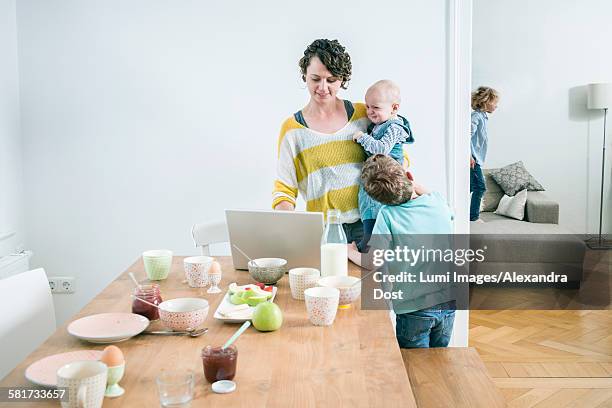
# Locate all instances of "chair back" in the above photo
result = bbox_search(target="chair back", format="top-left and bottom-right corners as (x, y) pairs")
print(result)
(0, 268), (56, 380)
(191, 221), (230, 256)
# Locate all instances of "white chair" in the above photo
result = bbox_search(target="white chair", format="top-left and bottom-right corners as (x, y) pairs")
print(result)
(0, 268), (56, 380)
(191, 221), (230, 256)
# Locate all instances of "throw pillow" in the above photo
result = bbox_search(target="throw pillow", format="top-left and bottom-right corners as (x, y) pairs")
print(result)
(481, 168), (504, 211)
(489, 161), (544, 196)
(494, 189), (528, 220)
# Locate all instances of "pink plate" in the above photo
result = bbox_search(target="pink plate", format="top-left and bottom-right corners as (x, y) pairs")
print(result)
(25, 350), (103, 387)
(67, 313), (149, 343)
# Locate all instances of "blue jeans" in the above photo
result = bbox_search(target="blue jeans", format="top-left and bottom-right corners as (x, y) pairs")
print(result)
(396, 301), (456, 348)
(470, 163), (486, 221)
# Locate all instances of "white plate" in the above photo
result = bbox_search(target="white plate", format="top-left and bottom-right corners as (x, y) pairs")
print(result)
(67, 313), (149, 343)
(25, 350), (103, 388)
(213, 285), (277, 323)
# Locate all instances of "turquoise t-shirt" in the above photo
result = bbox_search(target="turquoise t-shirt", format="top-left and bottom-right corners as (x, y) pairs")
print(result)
(372, 192), (453, 236)
(371, 192), (455, 313)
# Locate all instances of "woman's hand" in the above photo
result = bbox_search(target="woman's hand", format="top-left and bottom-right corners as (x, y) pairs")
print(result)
(470, 156), (476, 169)
(347, 242), (362, 267)
(352, 131), (364, 142)
(274, 201), (295, 211)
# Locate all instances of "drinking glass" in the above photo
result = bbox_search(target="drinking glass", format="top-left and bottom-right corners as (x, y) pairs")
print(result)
(207, 270), (222, 294)
(156, 370), (194, 408)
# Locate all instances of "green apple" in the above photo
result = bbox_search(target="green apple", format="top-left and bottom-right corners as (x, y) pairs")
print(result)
(230, 292), (247, 305)
(252, 302), (282, 332)
(246, 295), (268, 307)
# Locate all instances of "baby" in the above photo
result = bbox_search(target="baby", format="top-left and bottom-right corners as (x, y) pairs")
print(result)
(353, 80), (414, 252)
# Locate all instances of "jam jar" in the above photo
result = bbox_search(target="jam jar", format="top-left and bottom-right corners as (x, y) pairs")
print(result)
(131, 283), (162, 320)
(201, 345), (238, 383)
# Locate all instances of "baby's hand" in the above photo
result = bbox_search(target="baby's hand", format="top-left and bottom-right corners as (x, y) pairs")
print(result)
(352, 131), (363, 142)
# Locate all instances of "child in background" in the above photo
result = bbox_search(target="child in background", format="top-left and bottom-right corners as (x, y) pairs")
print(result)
(347, 155), (456, 348)
(470, 86), (499, 222)
(352, 80), (414, 251)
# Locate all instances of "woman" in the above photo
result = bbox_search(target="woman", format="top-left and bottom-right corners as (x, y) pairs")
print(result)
(272, 39), (369, 243)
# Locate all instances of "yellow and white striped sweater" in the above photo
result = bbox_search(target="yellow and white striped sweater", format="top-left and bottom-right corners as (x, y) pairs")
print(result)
(272, 102), (369, 223)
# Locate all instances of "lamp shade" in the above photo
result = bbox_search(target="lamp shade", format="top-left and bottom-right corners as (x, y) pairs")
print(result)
(587, 83), (612, 109)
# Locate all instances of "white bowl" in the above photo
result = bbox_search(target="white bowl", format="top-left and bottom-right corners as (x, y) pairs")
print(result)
(317, 276), (361, 308)
(158, 298), (209, 331)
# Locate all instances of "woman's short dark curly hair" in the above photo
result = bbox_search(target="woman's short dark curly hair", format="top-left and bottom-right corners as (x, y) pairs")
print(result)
(299, 39), (352, 89)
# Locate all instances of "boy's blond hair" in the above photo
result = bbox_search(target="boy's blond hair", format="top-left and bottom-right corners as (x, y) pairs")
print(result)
(471, 86), (499, 111)
(361, 155), (413, 206)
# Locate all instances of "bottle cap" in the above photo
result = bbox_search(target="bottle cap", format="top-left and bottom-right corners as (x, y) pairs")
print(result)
(212, 380), (236, 394)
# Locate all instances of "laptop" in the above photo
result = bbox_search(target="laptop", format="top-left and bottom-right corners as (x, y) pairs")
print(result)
(225, 209), (324, 270)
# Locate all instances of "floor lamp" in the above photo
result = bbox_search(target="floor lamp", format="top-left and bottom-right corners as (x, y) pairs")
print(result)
(586, 83), (612, 250)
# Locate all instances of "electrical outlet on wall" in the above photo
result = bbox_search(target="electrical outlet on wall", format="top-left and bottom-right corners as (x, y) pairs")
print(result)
(48, 277), (75, 294)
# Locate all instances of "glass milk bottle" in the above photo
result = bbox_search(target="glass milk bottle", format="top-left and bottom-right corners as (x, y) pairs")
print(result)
(321, 209), (348, 277)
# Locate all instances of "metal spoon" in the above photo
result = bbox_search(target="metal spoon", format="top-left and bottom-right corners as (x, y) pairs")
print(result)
(232, 244), (262, 267)
(143, 328), (208, 337)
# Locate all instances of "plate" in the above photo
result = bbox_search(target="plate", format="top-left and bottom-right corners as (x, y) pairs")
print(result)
(25, 350), (103, 388)
(67, 313), (149, 343)
(213, 285), (278, 323)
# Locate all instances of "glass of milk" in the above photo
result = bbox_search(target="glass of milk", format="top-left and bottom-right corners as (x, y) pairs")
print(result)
(320, 210), (348, 277)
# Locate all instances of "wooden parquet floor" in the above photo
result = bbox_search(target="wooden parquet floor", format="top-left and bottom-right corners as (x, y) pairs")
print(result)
(469, 251), (612, 407)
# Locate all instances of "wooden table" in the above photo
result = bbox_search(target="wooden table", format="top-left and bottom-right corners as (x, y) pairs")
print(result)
(0, 257), (417, 407)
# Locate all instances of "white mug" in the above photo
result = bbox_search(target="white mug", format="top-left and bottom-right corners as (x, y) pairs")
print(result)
(57, 361), (107, 408)
(183, 256), (213, 288)
(289, 268), (321, 300)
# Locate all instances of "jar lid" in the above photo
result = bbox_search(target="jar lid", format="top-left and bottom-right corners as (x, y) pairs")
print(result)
(212, 380), (236, 394)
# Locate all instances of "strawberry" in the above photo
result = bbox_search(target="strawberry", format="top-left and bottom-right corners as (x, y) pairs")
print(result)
(245, 287), (251, 290)
(254, 282), (265, 289)
(264, 286), (273, 292)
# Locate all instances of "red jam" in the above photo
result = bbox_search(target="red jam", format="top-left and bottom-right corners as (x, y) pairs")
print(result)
(131, 283), (162, 320)
(201, 345), (238, 383)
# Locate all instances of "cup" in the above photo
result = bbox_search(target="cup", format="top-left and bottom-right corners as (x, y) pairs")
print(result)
(143, 250), (173, 281)
(183, 256), (213, 288)
(57, 361), (107, 408)
(289, 268), (321, 300)
(156, 369), (194, 408)
(304, 287), (340, 326)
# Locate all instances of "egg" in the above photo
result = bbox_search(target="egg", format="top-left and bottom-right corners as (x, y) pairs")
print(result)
(100, 345), (124, 367)
(209, 261), (222, 275)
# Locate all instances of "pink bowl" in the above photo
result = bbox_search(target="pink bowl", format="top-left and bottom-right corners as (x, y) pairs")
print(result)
(158, 298), (209, 331)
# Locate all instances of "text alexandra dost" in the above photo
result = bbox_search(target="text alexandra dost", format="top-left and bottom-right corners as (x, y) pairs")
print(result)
(369, 246), (568, 300)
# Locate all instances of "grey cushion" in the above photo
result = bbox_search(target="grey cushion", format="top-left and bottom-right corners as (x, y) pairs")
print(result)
(525, 191), (559, 224)
(489, 161), (545, 196)
(481, 169), (504, 211)
(470, 215), (586, 263)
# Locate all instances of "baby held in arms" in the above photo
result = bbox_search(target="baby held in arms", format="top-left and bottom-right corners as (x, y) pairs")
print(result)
(352, 80), (414, 252)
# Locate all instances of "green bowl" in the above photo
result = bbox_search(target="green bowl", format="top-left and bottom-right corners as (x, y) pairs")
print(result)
(143, 250), (173, 281)
(248, 258), (287, 285)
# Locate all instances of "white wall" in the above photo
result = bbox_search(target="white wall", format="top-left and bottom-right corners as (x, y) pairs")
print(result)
(0, 0), (24, 256)
(16, 0), (452, 326)
(473, 0), (612, 234)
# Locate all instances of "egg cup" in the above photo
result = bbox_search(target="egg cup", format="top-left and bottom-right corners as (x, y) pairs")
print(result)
(105, 363), (125, 397)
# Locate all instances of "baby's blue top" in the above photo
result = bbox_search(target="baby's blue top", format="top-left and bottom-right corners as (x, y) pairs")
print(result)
(356, 115), (414, 162)
(371, 192), (455, 313)
(470, 110), (488, 166)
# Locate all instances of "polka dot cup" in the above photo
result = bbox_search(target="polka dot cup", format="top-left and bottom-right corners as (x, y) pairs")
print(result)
(183, 256), (213, 288)
(289, 268), (321, 300)
(304, 287), (340, 326)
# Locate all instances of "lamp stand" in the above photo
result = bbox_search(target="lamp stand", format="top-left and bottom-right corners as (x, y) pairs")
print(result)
(586, 107), (612, 250)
